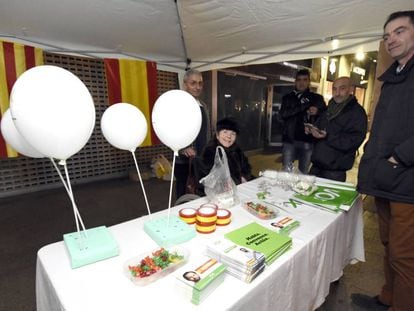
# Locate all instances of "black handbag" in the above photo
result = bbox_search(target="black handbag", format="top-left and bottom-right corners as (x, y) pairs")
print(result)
(186, 158), (198, 194)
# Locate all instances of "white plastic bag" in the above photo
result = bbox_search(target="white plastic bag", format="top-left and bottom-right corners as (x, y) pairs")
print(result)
(200, 146), (240, 208)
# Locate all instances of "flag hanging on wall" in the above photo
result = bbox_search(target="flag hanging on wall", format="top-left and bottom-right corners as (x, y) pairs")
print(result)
(0, 40), (44, 158)
(104, 58), (159, 146)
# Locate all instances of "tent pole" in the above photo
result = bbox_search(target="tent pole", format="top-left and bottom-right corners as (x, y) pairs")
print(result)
(193, 33), (381, 69)
(0, 34), (97, 59)
(242, 40), (324, 64)
(329, 37), (381, 53)
(192, 51), (245, 70)
(174, 0), (190, 69)
(0, 34), (187, 71)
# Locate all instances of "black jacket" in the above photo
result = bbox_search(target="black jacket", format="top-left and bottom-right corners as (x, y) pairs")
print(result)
(358, 55), (414, 203)
(311, 96), (367, 171)
(176, 100), (211, 164)
(200, 139), (252, 185)
(280, 89), (326, 143)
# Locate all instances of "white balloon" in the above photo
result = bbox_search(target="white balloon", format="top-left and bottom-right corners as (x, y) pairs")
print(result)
(101, 103), (148, 152)
(151, 90), (202, 152)
(9, 65), (95, 160)
(0, 109), (44, 158)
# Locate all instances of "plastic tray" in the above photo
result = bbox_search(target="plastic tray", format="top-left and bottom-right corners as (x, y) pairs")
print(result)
(123, 246), (189, 286)
(243, 200), (278, 220)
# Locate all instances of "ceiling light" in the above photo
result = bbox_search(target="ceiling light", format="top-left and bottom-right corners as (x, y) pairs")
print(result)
(282, 62), (299, 69)
(329, 59), (337, 75)
(355, 52), (365, 61)
(331, 39), (339, 50)
(279, 75), (295, 82)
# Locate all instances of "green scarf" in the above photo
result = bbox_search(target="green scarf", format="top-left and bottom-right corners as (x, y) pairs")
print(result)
(326, 95), (353, 120)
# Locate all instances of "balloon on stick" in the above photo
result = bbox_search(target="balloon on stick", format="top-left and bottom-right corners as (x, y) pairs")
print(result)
(101, 103), (152, 217)
(151, 90), (202, 153)
(9, 65), (95, 237)
(101, 103), (148, 151)
(151, 89), (202, 221)
(9, 65), (96, 161)
(0, 109), (44, 158)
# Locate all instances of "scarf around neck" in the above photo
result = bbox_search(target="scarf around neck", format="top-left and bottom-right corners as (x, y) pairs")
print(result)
(326, 95), (354, 120)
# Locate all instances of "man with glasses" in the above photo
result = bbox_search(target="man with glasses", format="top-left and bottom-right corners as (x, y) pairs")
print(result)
(354, 10), (414, 311)
(174, 69), (211, 199)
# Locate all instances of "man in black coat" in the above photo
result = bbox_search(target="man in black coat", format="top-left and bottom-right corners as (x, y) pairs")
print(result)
(280, 69), (326, 173)
(174, 69), (211, 198)
(308, 76), (367, 182)
(353, 11), (414, 311)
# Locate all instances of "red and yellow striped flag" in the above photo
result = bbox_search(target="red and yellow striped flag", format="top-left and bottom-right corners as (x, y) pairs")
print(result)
(0, 40), (44, 158)
(104, 58), (159, 146)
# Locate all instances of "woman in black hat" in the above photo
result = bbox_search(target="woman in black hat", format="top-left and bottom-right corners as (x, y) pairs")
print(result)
(199, 117), (252, 185)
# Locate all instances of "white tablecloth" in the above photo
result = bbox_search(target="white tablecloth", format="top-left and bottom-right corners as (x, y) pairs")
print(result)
(36, 177), (364, 311)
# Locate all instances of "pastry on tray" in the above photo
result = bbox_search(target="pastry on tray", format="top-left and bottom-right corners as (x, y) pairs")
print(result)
(243, 200), (278, 219)
(124, 246), (189, 286)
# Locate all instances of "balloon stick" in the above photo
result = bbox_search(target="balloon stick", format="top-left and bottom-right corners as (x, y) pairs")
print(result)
(167, 151), (177, 227)
(131, 151), (152, 219)
(63, 161), (88, 238)
(50, 158), (87, 237)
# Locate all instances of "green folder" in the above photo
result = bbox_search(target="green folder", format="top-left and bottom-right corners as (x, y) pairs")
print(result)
(224, 222), (292, 265)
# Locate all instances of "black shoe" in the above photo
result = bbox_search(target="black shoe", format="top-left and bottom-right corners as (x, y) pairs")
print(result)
(350, 293), (389, 310)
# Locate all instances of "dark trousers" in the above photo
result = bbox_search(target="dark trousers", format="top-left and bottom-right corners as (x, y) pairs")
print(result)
(375, 197), (414, 311)
(309, 166), (346, 182)
(174, 162), (189, 199)
(282, 141), (313, 174)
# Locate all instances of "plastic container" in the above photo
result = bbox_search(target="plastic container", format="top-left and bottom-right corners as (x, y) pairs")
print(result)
(123, 246), (189, 286)
(195, 220), (216, 234)
(216, 208), (231, 226)
(243, 200), (278, 220)
(196, 205), (217, 223)
(291, 179), (317, 196)
(179, 208), (197, 224)
(259, 170), (278, 179)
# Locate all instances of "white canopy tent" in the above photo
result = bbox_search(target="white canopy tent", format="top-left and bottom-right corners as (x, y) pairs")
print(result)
(0, 0), (412, 72)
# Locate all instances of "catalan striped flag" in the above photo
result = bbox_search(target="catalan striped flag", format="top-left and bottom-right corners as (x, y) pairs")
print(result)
(0, 40), (44, 158)
(104, 58), (159, 146)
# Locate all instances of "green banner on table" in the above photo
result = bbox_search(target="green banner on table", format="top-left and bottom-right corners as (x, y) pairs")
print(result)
(293, 185), (359, 212)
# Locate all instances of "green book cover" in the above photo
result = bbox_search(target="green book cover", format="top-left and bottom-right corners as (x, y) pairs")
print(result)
(224, 222), (292, 264)
(293, 185), (358, 211)
(265, 243), (292, 265)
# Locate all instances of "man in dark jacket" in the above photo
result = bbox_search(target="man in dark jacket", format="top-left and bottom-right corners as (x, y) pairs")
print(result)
(353, 11), (414, 311)
(174, 69), (211, 198)
(280, 69), (326, 173)
(308, 76), (367, 182)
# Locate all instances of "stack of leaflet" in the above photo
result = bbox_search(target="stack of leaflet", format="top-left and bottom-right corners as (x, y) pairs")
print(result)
(206, 238), (265, 283)
(175, 255), (226, 305)
(270, 215), (300, 235)
(224, 222), (292, 265)
(292, 182), (359, 213)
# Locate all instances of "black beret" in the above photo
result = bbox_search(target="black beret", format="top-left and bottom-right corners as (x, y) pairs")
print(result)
(216, 117), (240, 133)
